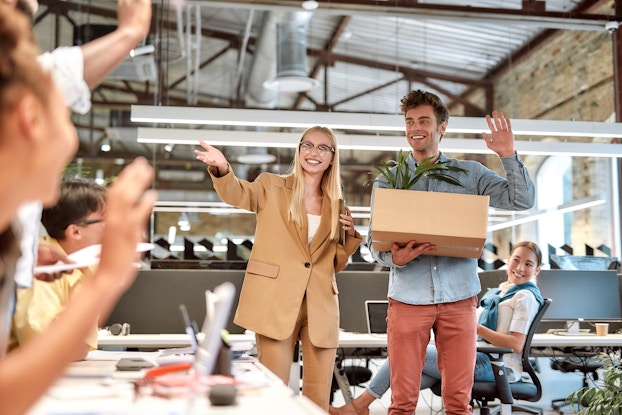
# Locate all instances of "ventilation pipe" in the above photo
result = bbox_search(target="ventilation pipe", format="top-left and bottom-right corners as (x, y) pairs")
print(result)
(244, 12), (279, 108)
(264, 11), (318, 93)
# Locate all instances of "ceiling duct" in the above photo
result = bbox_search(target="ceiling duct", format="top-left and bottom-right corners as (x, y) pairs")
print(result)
(237, 146), (276, 164)
(263, 11), (318, 93)
(244, 12), (279, 108)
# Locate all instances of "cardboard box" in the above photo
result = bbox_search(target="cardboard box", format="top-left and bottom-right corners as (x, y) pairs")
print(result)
(370, 188), (489, 258)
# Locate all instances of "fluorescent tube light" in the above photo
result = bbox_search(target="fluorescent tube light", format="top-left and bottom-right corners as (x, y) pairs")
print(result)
(137, 128), (622, 158)
(487, 197), (607, 232)
(132, 105), (622, 139)
(191, 1), (615, 32)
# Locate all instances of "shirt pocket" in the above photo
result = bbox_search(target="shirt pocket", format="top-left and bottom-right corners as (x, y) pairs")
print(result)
(246, 259), (280, 279)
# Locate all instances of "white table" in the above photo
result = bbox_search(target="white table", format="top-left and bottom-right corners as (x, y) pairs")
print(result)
(97, 332), (388, 350)
(27, 351), (325, 415)
(531, 333), (622, 347)
(98, 331), (622, 351)
(98, 332), (255, 348)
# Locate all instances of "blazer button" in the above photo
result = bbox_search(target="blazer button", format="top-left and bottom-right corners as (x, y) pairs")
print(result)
(304, 262), (311, 268)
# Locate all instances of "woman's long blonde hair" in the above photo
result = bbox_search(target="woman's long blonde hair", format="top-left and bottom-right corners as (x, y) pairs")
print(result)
(288, 126), (343, 241)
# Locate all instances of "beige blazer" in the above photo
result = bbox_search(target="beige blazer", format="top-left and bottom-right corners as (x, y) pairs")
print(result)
(209, 166), (362, 348)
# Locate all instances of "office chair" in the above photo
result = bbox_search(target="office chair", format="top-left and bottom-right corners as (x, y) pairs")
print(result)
(331, 362), (372, 403)
(473, 298), (551, 414)
(330, 348), (378, 403)
(432, 298), (551, 415)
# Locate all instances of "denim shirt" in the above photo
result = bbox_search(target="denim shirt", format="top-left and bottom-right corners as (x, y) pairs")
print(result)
(367, 151), (535, 305)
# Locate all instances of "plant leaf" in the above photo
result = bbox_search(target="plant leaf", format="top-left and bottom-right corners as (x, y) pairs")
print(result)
(367, 150), (469, 190)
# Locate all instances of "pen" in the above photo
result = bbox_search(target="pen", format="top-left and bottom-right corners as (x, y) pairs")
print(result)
(179, 304), (199, 349)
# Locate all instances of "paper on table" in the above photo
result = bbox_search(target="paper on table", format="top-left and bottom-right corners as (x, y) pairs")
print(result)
(34, 242), (154, 274)
(63, 360), (118, 378)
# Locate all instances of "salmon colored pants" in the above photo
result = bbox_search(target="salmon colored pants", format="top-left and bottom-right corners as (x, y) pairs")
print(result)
(387, 296), (478, 415)
(255, 296), (336, 412)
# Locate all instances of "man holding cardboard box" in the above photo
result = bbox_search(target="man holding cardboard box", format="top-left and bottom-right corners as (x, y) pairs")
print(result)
(367, 90), (535, 415)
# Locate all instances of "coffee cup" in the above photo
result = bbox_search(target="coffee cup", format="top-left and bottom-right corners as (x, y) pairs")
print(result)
(595, 323), (609, 336)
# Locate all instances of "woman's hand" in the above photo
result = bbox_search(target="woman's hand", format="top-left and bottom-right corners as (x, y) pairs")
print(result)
(339, 206), (356, 237)
(195, 139), (229, 177)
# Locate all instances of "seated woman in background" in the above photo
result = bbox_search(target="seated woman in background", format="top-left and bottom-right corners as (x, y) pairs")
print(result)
(330, 241), (544, 415)
(0, 5), (156, 415)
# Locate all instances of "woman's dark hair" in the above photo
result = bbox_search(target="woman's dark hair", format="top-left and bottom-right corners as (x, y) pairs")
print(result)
(511, 241), (542, 266)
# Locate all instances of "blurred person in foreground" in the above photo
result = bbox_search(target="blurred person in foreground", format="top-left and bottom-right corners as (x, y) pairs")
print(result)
(5, 0), (152, 288)
(0, 5), (156, 415)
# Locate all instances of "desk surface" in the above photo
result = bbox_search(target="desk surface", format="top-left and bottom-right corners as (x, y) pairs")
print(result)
(98, 333), (256, 348)
(98, 332), (390, 349)
(98, 331), (622, 349)
(531, 333), (622, 347)
(28, 351), (324, 415)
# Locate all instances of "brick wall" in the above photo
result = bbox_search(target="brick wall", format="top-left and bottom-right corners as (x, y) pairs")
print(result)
(467, 1), (618, 259)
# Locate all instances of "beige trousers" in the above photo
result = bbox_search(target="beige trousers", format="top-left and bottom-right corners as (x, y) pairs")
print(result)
(255, 296), (336, 412)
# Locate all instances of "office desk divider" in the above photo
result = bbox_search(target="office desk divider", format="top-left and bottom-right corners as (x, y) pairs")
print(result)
(106, 269), (392, 335)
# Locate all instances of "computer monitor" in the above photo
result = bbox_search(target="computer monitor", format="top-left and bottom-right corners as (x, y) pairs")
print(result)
(537, 269), (622, 333)
(365, 300), (388, 335)
(336, 271), (389, 333)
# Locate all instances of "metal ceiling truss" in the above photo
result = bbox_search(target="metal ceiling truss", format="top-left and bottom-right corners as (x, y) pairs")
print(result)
(37, 0), (621, 115)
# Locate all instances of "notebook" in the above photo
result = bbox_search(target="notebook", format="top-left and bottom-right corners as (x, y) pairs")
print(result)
(365, 300), (388, 336)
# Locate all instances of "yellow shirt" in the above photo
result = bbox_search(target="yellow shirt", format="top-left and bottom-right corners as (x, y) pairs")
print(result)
(8, 236), (97, 352)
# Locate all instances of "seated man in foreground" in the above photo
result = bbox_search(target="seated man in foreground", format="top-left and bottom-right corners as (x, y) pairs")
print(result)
(9, 179), (107, 360)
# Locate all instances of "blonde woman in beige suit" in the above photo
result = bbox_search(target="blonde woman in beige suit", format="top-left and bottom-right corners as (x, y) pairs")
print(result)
(195, 126), (363, 411)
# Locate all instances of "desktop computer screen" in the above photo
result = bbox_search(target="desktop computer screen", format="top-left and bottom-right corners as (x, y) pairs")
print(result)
(537, 269), (622, 323)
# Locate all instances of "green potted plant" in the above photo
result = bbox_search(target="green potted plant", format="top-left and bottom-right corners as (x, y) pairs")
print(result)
(567, 351), (622, 415)
(370, 149), (467, 189)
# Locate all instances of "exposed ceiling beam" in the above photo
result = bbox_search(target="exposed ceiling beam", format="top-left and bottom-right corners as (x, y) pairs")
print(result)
(309, 49), (492, 88)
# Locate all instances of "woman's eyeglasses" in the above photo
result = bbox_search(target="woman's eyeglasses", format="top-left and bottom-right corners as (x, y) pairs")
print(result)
(299, 141), (335, 155)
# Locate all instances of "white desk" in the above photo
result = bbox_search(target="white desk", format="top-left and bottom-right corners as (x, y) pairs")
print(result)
(336, 332), (388, 348)
(98, 331), (622, 350)
(97, 332), (388, 350)
(531, 333), (622, 347)
(338, 333), (622, 348)
(98, 333), (255, 349)
(28, 351), (325, 415)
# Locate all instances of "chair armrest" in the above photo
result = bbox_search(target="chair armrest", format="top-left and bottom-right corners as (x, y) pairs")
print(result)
(476, 343), (514, 404)
(476, 343), (514, 357)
